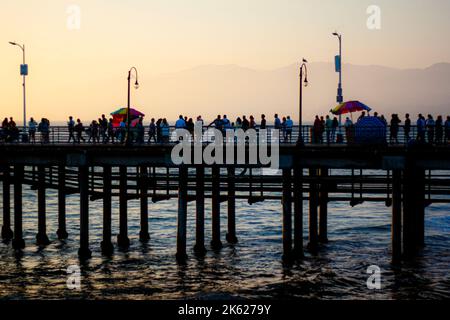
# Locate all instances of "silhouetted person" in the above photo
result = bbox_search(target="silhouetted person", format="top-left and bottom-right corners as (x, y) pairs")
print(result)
(148, 118), (157, 143)
(75, 119), (85, 143)
(28, 117), (37, 143)
(404, 113), (411, 142)
(435, 115), (443, 144)
(426, 114), (435, 144)
(390, 114), (401, 144)
(67, 116), (76, 143)
(417, 114), (426, 141)
(445, 116), (450, 145)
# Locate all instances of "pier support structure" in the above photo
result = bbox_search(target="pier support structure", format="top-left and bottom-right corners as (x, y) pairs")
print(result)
(391, 169), (402, 264)
(101, 165), (114, 255)
(78, 166), (92, 258)
(194, 166), (206, 255)
(139, 166), (150, 242)
(56, 165), (68, 239)
(176, 166), (188, 261)
(1, 166), (13, 240)
(282, 168), (293, 261)
(12, 165), (25, 250)
(210, 166), (222, 250)
(36, 166), (50, 245)
(319, 168), (329, 243)
(308, 168), (319, 252)
(226, 167), (238, 244)
(292, 166), (304, 258)
(117, 166), (130, 248)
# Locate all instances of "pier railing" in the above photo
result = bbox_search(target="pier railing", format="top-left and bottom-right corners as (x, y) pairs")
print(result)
(0, 124), (438, 145)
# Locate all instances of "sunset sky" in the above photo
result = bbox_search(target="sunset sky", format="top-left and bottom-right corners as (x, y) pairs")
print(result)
(1, 0), (450, 123)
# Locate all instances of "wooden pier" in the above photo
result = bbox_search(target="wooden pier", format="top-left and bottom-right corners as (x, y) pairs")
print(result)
(1, 143), (450, 264)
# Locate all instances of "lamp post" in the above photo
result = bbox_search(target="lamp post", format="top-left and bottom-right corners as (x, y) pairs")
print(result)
(332, 32), (344, 141)
(297, 59), (308, 146)
(125, 67), (139, 146)
(9, 42), (28, 134)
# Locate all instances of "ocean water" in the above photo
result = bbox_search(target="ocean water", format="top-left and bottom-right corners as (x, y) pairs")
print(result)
(0, 169), (449, 300)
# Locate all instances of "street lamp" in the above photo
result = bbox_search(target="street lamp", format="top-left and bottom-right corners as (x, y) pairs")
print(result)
(125, 67), (139, 146)
(9, 41), (28, 136)
(297, 58), (308, 146)
(332, 32), (344, 142)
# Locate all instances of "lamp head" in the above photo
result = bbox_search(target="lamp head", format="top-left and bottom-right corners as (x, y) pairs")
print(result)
(134, 80), (139, 89)
(302, 58), (308, 63)
(304, 77), (309, 87)
(9, 41), (17, 46)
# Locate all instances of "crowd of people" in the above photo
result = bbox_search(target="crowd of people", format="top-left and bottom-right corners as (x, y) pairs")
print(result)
(1, 112), (450, 145)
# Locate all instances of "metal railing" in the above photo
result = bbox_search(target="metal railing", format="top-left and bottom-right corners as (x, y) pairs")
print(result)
(0, 125), (447, 146)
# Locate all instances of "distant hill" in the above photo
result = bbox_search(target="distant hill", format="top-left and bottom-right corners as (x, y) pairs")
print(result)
(146, 62), (450, 122)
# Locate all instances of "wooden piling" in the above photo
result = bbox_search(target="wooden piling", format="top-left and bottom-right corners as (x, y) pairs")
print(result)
(101, 165), (114, 255)
(308, 168), (319, 252)
(176, 166), (188, 261)
(415, 169), (425, 247)
(36, 166), (50, 245)
(392, 169), (402, 264)
(56, 165), (68, 239)
(319, 168), (329, 243)
(211, 166), (222, 250)
(292, 166), (303, 258)
(194, 166), (206, 255)
(226, 167), (238, 244)
(78, 166), (91, 258)
(402, 166), (416, 259)
(1, 166), (13, 240)
(139, 166), (150, 242)
(12, 165), (25, 250)
(117, 166), (130, 248)
(282, 168), (293, 261)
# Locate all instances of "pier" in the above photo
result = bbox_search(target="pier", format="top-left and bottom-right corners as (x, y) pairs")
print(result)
(1, 140), (450, 264)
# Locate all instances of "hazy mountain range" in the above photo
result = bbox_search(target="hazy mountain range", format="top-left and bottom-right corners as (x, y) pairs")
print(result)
(146, 62), (450, 122)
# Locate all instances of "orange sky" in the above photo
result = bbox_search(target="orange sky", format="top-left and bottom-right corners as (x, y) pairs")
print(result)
(1, 0), (450, 123)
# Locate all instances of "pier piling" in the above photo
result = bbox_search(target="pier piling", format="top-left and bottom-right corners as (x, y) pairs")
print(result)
(117, 166), (130, 248)
(101, 165), (114, 255)
(392, 169), (402, 264)
(226, 167), (238, 244)
(56, 165), (68, 239)
(319, 168), (329, 243)
(308, 169), (319, 252)
(293, 166), (304, 258)
(78, 166), (92, 258)
(211, 166), (222, 250)
(282, 168), (293, 261)
(1, 166), (13, 240)
(194, 166), (207, 255)
(139, 166), (150, 242)
(176, 166), (188, 261)
(36, 166), (50, 245)
(12, 165), (25, 250)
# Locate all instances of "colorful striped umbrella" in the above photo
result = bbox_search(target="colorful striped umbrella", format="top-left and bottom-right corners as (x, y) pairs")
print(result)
(331, 101), (372, 115)
(111, 107), (145, 117)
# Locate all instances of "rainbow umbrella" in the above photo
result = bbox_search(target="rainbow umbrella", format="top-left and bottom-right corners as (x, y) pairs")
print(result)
(110, 107), (145, 127)
(331, 101), (371, 115)
(331, 101), (372, 122)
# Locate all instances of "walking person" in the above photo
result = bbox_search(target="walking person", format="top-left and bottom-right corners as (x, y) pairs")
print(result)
(75, 119), (85, 143)
(148, 118), (157, 143)
(435, 115), (444, 145)
(106, 118), (115, 143)
(281, 117), (287, 142)
(161, 118), (170, 143)
(285, 116), (293, 142)
(28, 117), (37, 143)
(390, 114), (401, 144)
(445, 116), (450, 145)
(331, 117), (338, 143)
(313, 115), (321, 144)
(67, 116), (76, 143)
(426, 114), (435, 144)
(404, 113), (411, 143)
(325, 115), (333, 145)
(417, 114), (426, 142)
